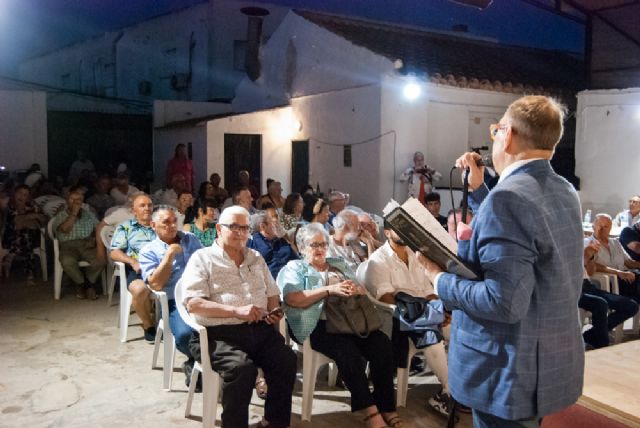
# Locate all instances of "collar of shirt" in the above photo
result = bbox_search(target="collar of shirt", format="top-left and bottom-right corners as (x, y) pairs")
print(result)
(497, 158), (544, 184)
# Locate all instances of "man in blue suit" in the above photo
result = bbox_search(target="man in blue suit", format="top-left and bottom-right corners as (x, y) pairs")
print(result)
(418, 96), (584, 427)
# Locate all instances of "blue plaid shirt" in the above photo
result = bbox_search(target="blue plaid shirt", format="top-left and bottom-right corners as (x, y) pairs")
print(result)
(110, 218), (156, 260)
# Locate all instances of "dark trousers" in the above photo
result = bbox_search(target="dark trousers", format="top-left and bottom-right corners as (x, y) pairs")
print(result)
(619, 274), (640, 304)
(189, 322), (296, 428)
(579, 281), (639, 348)
(309, 320), (396, 413)
(472, 409), (541, 428)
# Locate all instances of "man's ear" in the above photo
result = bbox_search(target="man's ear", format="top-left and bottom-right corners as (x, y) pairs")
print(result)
(383, 229), (391, 240)
(503, 126), (518, 155)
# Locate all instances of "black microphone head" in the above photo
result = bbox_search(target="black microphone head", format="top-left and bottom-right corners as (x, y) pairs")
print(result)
(476, 153), (493, 168)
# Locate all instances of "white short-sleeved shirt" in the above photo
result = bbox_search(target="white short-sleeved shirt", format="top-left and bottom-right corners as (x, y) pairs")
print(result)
(180, 241), (280, 326)
(585, 235), (628, 271)
(364, 241), (434, 299)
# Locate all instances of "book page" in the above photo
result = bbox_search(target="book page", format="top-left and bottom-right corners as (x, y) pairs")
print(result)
(401, 197), (458, 253)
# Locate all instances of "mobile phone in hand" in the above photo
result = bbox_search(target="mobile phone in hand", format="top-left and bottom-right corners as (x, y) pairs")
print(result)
(264, 307), (283, 319)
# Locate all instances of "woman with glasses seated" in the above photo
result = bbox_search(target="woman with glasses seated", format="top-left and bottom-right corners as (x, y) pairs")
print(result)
(183, 198), (217, 247)
(276, 223), (403, 428)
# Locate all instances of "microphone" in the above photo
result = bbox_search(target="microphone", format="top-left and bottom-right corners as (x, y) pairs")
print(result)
(455, 153), (493, 169)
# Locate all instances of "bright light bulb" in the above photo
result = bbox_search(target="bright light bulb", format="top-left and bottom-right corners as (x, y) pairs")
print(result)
(403, 82), (421, 100)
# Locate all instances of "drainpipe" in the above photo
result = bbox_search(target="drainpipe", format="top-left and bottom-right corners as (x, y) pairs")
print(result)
(112, 31), (124, 97)
(241, 7), (269, 82)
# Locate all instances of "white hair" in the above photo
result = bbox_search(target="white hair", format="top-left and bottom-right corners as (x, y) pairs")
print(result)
(296, 223), (329, 253)
(249, 211), (269, 234)
(151, 205), (176, 222)
(333, 209), (358, 231)
(219, 205), (250, 225)
(594, 213), (612, 223)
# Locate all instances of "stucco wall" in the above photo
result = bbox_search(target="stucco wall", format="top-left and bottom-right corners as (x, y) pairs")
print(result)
(575, 88), (640, 216)
(0, 90), (48, 173)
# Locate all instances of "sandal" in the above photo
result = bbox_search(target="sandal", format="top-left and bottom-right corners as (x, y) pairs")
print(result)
(255, 377), (268, 400)
(383, 415), (405, 428)
(363, 411), (391, 428)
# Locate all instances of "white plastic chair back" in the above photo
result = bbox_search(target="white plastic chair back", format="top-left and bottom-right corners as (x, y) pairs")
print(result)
(175, 281), (221, 428)
(150, 289), (176, 390)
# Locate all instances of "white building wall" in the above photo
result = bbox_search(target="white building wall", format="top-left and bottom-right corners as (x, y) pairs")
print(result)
(291, 85), (382, 212)
(381, 76), (519, 205)
(0, 90), (48, 173)
(233, 11), (394, 112)
(575, 88), (640, 216)
(206, 106), (300, 193)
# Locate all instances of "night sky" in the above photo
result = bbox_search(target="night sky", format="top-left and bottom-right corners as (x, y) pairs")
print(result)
(0, 0), (584, 77)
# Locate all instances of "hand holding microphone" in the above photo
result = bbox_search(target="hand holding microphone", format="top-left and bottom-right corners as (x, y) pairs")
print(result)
(455, 152), (489, 191)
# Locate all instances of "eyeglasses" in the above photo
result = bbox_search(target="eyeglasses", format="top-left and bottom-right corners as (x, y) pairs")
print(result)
(309, 242), (329, 249)
(220, 223), (251, 233)
(630, 199), (640, 204)
(489, 123), (508, 141)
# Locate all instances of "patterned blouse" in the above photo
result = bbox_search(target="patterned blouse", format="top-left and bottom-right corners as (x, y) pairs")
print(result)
(186, 222), (216, 247)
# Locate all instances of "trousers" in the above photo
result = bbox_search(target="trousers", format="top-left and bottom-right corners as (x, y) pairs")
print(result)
(189, 322), (296, 428)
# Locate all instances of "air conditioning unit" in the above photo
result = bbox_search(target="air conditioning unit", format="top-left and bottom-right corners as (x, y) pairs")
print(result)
(171, 73), (190, 90)
(138, 80), (152, 96)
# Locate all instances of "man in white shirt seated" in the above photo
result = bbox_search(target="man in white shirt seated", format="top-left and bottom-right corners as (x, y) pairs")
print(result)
(180, 206), (296, 428)
(153, 173), (189, 208)
(363, 222), (452, 417)
(613, 195), (640, 227)
(587, 213), (640, 303)
(110, 172), (139, 206)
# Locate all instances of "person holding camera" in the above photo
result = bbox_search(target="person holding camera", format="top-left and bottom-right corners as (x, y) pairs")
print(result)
(399, 151), (442, 204)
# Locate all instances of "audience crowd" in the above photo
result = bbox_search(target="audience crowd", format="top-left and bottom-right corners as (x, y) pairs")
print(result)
(1, 143), (639, 428)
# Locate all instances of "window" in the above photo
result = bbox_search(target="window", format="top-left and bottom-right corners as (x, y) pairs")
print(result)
(343, 145), (352, 167)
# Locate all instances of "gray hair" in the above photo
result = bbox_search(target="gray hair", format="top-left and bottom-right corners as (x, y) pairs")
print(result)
(250, 211), (269, 234)
(151, 205), (177, 222)
(333, 209), (358, 231)
(594, 213), (612, 223)
(296, 223), (330, 254)
(219, 205), (250, 225)
(128, 191), (148, 207)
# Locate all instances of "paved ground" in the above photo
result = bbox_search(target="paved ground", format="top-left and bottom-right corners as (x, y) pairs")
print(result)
(0, 272), (471, 428)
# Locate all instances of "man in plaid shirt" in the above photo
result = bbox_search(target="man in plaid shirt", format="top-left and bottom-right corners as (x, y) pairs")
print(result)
(52, 186), (105, 300)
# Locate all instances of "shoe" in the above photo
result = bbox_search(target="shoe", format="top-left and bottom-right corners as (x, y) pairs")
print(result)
(75, 285), (87, 299)
(86, 287), (97, 300)
(144, 326), (156, 344)
(183, 360), (202, 393)
(428, 390), (452, 417)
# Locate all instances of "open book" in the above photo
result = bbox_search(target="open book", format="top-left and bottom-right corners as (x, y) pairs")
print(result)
(383, 198), (478, 280)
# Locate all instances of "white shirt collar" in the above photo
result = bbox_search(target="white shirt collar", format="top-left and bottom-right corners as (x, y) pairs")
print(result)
(497, 158), (543, 183)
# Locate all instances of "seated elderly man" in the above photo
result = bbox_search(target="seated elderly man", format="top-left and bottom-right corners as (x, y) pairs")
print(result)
(226, 186), (256, 214)
(363, 222), (452, 417)
(328, 190), (348, 225)
(587, 213), (640, 303)
(580, 239), (638, 349)
(138, 205), (203, 388)
(327, 209), (374, 271)
(614, 195), (640, 227)
(52, 186), (105, 299)
(247, 210), (298, 280)
(110, 193), (157, 342)
(181, 206), (296, 428)
(620, 221), (640, 262)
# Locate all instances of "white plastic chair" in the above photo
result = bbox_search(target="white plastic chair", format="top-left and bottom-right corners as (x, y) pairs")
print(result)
(151, 289), (176, 391)
(300, 337), (338, 421)
(99, 225), (134, 342)
(48, 218), (105, 300)
(34, 227), (47, 281)
(175, 281), (221, 428)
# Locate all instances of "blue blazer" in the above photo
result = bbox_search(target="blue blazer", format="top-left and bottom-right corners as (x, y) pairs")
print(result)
(438, 160), (584, 420)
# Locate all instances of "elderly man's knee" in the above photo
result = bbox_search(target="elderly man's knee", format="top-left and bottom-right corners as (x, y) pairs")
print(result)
(226, 360), (258, 384)
(128, 279), (149, 297)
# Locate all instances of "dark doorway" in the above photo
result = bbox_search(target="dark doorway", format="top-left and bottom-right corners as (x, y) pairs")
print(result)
(47, 112), (152, 188)
(224, 133), (261, 193)
(291, 140), (309, 195)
